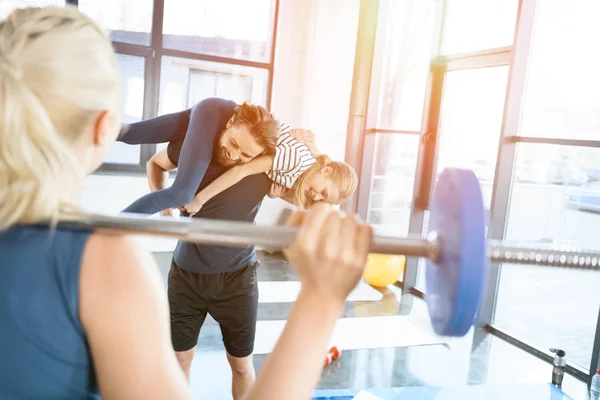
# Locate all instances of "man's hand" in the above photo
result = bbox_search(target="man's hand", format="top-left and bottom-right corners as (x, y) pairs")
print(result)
(268, 183), (289, 199)
(159, 207), (185, 217)
(159, 208), (175, 217)
(289, 129), (319, 156)
(184, 199), (203, 217)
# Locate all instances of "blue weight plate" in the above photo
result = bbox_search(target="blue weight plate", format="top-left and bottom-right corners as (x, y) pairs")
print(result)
(426, 168), (487, 337)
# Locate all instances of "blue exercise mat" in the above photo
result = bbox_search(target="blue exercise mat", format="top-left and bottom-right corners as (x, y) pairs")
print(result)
(312, 383), (573, 400)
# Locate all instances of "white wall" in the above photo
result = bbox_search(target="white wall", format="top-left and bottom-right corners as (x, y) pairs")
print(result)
(80, 0), (361, 233)
(262, 0), (360, 218)
(271, 0), (360, 161)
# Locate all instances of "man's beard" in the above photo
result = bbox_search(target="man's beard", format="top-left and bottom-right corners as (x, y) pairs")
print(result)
(212, 129), (238, 167)
(213, 146), (237, 167)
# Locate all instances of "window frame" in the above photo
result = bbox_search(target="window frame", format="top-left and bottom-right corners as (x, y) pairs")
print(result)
(353, 0), (600, 387)
(66, 0), (280, 174)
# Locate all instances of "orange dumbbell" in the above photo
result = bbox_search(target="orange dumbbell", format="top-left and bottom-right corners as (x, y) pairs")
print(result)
(324, 346), (342, 367)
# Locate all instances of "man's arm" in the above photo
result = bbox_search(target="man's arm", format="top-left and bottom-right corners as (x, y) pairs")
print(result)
(147, 149), (177, 192)
(146, 150), (179, 216)
(185, 155), (274, 215)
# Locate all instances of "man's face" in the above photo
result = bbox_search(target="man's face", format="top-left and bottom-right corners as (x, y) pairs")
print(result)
(215, 120), (265, 167)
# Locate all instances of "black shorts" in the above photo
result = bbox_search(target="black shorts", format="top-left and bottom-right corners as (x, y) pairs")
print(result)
(168, 260), (259, 357)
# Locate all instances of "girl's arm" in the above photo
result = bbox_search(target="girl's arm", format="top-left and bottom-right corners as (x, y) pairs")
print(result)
(185, 155), (274, 214)
(280, 189), (297, 206)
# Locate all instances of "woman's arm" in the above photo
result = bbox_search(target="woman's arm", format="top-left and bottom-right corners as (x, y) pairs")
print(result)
(244, 205), (373, 400)
(79, 234), (190, 400)
(185, 155), (274, 215)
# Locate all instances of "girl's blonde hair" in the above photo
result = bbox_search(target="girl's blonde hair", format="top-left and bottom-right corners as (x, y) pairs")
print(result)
(293, 155), (358, 209)
(0, 6), (121, 231)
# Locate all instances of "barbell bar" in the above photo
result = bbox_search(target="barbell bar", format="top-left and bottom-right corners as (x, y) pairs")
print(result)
(60, 212), (600, 269)
(57, 168), (600, 337)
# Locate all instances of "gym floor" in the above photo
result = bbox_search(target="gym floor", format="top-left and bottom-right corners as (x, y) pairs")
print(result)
(152, 251), (589, 400)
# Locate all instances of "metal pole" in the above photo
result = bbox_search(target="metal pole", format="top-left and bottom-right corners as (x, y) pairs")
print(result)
(589, 306), (600, 389)
(342, 0), (379, 215)
(478, 0), (540, 328)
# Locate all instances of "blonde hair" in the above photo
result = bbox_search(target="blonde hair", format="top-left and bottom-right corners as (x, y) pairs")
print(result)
(292, 155), (358, 209)
(0, 6), (121, 231)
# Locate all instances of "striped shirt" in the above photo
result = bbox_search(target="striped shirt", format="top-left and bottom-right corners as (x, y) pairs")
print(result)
(266, 127), (316, 189)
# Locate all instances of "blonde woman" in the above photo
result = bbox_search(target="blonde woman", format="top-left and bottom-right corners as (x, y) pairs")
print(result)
(0, 6), (372, 400)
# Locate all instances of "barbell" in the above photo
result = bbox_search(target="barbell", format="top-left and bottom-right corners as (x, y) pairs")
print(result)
(58, 168), (600, 337)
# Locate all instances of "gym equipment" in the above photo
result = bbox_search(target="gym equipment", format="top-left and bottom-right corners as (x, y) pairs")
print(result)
(57, 168), (600, 337)
(363, 253), (406, 287)
(324, 346), (341, 367)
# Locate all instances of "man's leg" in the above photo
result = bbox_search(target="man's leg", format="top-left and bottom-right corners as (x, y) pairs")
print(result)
(226, 352), (256, 399)
(175, 347), (197, 381)
(208, 263), (259, 400)
(168, 260), (208, 382)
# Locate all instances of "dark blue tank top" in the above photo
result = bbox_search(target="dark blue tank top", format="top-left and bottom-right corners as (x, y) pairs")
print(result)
(0, 225), (100, 399)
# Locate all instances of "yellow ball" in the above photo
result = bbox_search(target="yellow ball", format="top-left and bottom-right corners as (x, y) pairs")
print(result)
(362, 253), (406, 288)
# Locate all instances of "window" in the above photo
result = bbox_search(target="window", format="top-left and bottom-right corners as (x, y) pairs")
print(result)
(374, 0), (439, 131)
(361, 0), (440, 235)
(366, 135), (420, 237)
(104, 54), (145, 164)
(416, 66), (509, 291)
(441, 0), (519, 55)
(494, 143), (600, 370)
(0, 0), (64, 19)
(154, 56), (268, 154)
(434, 66), (509, 209)
(188, 69), (253, 107)
(416, 212), (431, 290)
(162, 0), (276, 63)
(72, 0), (277, 171)
(519, 0), (600, 140)
(79, 0), (153, 46)
(159, 56), (268, 115)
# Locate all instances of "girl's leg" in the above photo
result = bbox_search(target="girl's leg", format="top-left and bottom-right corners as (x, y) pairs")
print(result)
(118, 109), (191, 145)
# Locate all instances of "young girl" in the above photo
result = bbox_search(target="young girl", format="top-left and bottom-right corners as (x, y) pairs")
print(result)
(183, 130), (357, 215)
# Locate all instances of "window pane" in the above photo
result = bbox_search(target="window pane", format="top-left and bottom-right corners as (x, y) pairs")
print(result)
(156, 55), (268, 153)
(441, 0), (518, 55)
(159, 55), (268, 113)
(163, 0), (275, 63)
(435, 66), (509, 209)
(0, 0), (64, 19)
(375, 0), (439, 131)
(79, 0), (152, 46)
(416, 211), (431, 290)
(519, 0), (600, 139)
(104, 54), (144, 164)
(495, 143), (600, 371)
(366, 135), (419, 237)
(416, 67), (509, 291)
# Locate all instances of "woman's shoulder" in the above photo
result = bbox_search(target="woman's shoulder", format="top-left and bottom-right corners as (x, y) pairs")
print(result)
(84, 231), (147, 263)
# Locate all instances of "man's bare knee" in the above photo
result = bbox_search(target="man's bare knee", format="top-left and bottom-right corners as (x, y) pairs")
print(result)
(226, 352), (254, 376)
(175, 347), (196, 380)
